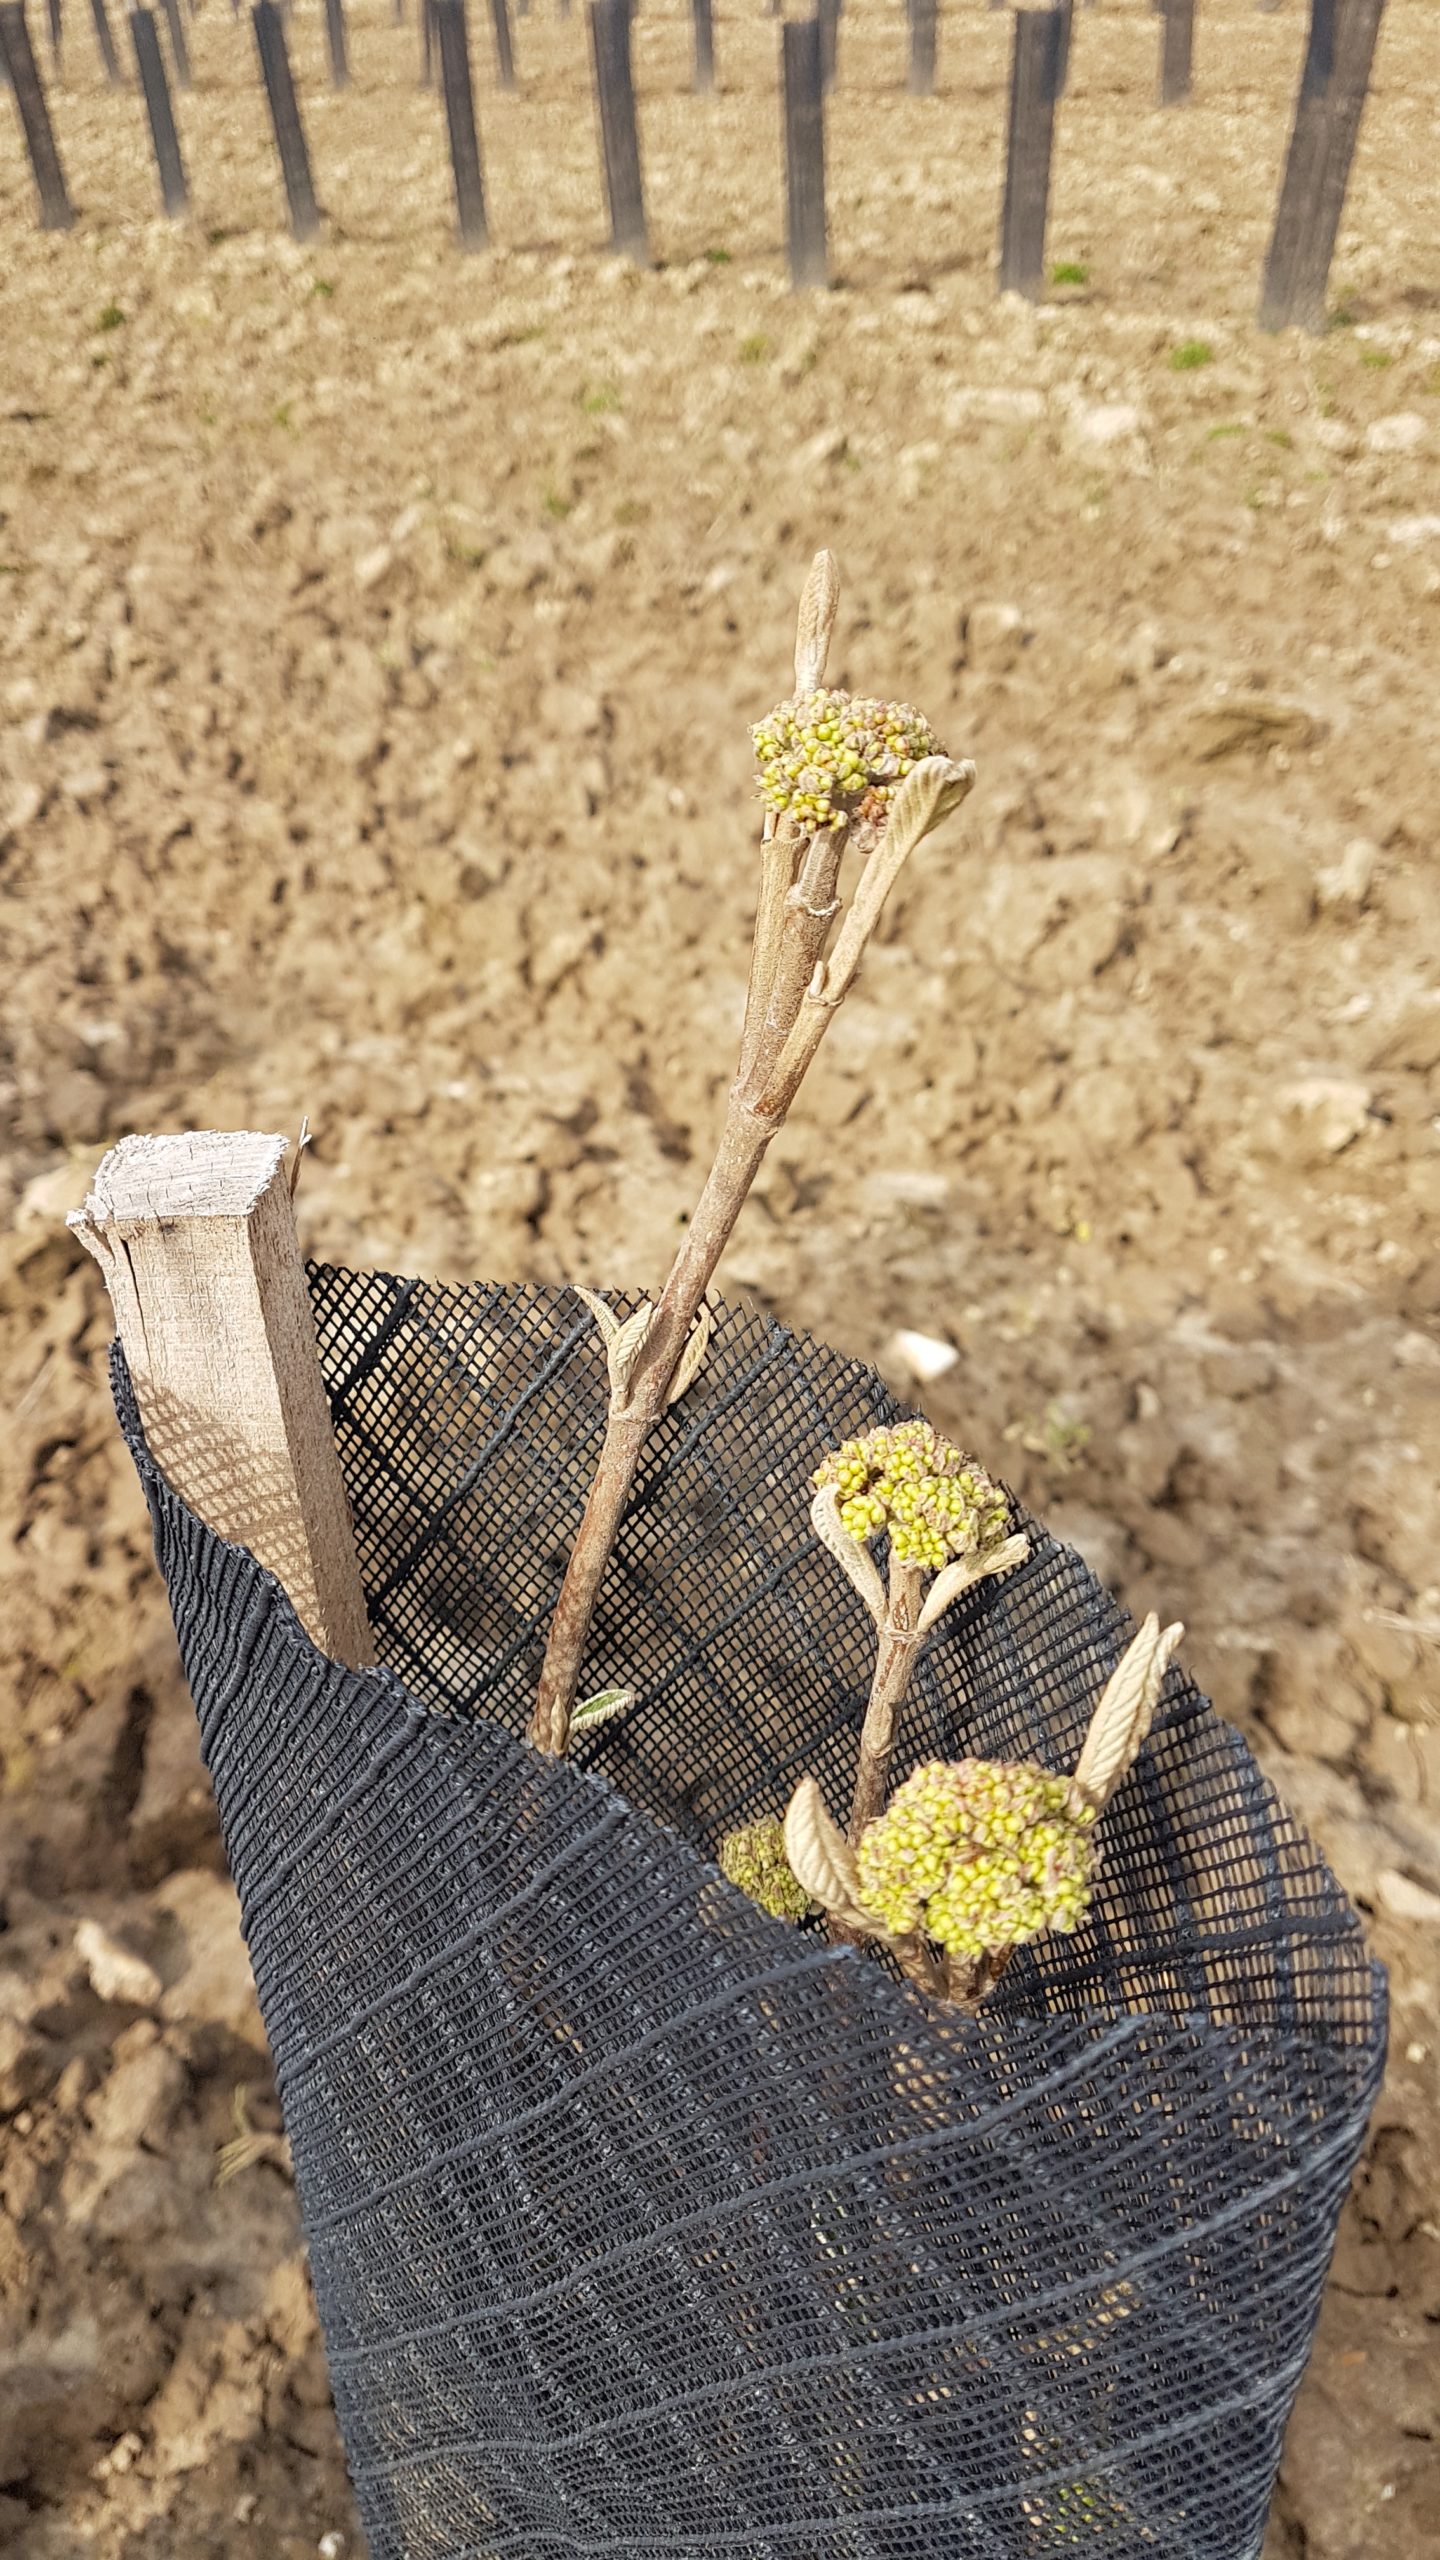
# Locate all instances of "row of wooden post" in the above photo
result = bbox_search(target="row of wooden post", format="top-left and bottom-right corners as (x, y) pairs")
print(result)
(1, 0), (1393, 331)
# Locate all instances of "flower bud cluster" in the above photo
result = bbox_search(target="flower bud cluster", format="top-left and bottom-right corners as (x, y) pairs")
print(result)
(751, 690), (939, 832)
(813, 1421), (1010, 1573)
(855, 1757), (1096, 1959)
(718, 1816), (814, 1923)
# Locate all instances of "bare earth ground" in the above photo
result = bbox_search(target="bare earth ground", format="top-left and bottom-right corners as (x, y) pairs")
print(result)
(2, 1), (1438, 2551)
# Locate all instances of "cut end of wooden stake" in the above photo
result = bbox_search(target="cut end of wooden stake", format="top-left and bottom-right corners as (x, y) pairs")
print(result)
(71, 1130), (292, 1234)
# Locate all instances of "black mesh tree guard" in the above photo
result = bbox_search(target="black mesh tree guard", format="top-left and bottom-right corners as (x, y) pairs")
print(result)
(113, 1269), (1384, 2560)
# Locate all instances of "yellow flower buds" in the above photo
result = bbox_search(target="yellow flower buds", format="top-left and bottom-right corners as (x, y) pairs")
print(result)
(813, 1421), (1010, 1574)
(718, 1815), (815, 1923)
(855, 1758), (1096, 1960)
(751, 689), (941, 833)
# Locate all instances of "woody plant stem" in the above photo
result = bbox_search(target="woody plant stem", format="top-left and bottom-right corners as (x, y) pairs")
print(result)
(847, 1554), (923, 1843)
(530, 555), (975, 1754)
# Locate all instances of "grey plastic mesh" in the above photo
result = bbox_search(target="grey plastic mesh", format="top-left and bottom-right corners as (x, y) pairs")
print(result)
(112, 1268), (1385, 2560)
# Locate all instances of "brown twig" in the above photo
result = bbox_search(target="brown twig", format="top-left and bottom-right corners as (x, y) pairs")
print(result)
(847, 1553), (922, 1846)
(530, 552), (976, 1755)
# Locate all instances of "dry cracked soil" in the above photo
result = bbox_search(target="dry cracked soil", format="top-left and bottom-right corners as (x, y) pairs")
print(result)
(2, 1), (1438, 2553)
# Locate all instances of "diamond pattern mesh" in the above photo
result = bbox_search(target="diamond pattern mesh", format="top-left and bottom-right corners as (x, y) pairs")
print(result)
(113, 1269), (1384, 2560)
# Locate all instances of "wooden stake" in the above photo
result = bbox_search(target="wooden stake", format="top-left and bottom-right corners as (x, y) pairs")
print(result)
(781, 13), (826, 290)
(997, 4), (1064, 298)
(252, 0), (321, 240)
(1055, 0), (1073, 93)
(487, 0), (514, 88)
(589, 0), (648, 263)
(70, 1132), (374, 1670)
(434, 0), (487, 246)
(1158, 0), (1192, 104)
(323, 0), (349, 86)
(907, 0), (935, 97)
(691, 0), (712, 94)
(817, 0), (837, 90)
(158, 0), (190, 87)
(90, 0), (124, 85)
(130, 5), (188, 213)
(1258, 0), (1386, 332)
(0, 3), (74, 228)
(1302, 0), (1336, 94)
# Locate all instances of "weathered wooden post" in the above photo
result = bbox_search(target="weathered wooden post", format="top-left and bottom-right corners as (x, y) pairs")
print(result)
(781, 13), (826, 289)
(252, 0), (321, 240)
(817, 0), (837, 89)
(1054, 0), (1073, 92)
(158, 0), (190, 86)
(324, 0), (348, 86)
(907, 0), (936, 98)
(488, 0), (514, 88)
(589, 0), (648, 263)
(434, 0), (487, 247)
(90, 0), (124, 84)
(691, 0), (712, 94)
(0, 1), (75, 228)
(70, 1134), (374, 1669)
(997, 3), (1065, 297)
(1159, 0), (1193, 104)
(1302, 0), (1336, 92)
(131, 4), (188, 212)
(1258, 0), (1386, 331)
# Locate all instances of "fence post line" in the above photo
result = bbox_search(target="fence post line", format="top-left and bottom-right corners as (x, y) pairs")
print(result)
(907, 0), (935, 98)
(1258, 0), (1387, 333)
(691, 0), (712, 94)
(323, 0), (348, 86)
(130, 6), (188, 213)
(420, 0), (433, 83)
(46, 0), (61, 66)
(589, 0), (648, 263)
(252, 0), (322, 240)
(781, 13), (826, 291)
(0, 2), (75, 227)
(158, 0), (190, 85)
(488, 0), (514, 88)
(434, 0), (487, 246)
(1159, 0), (1193, 104)
(69, 1133), (375, 1671)
(997, 3), (1065, 298)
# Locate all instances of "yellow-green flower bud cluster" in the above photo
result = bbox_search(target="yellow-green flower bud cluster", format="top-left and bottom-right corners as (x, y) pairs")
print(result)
(813, 1420), (1010, 1572)
(751, 689), (939, 832)
(855, 1758), (1096, 1960)
(718, 1816), (813, 1923)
